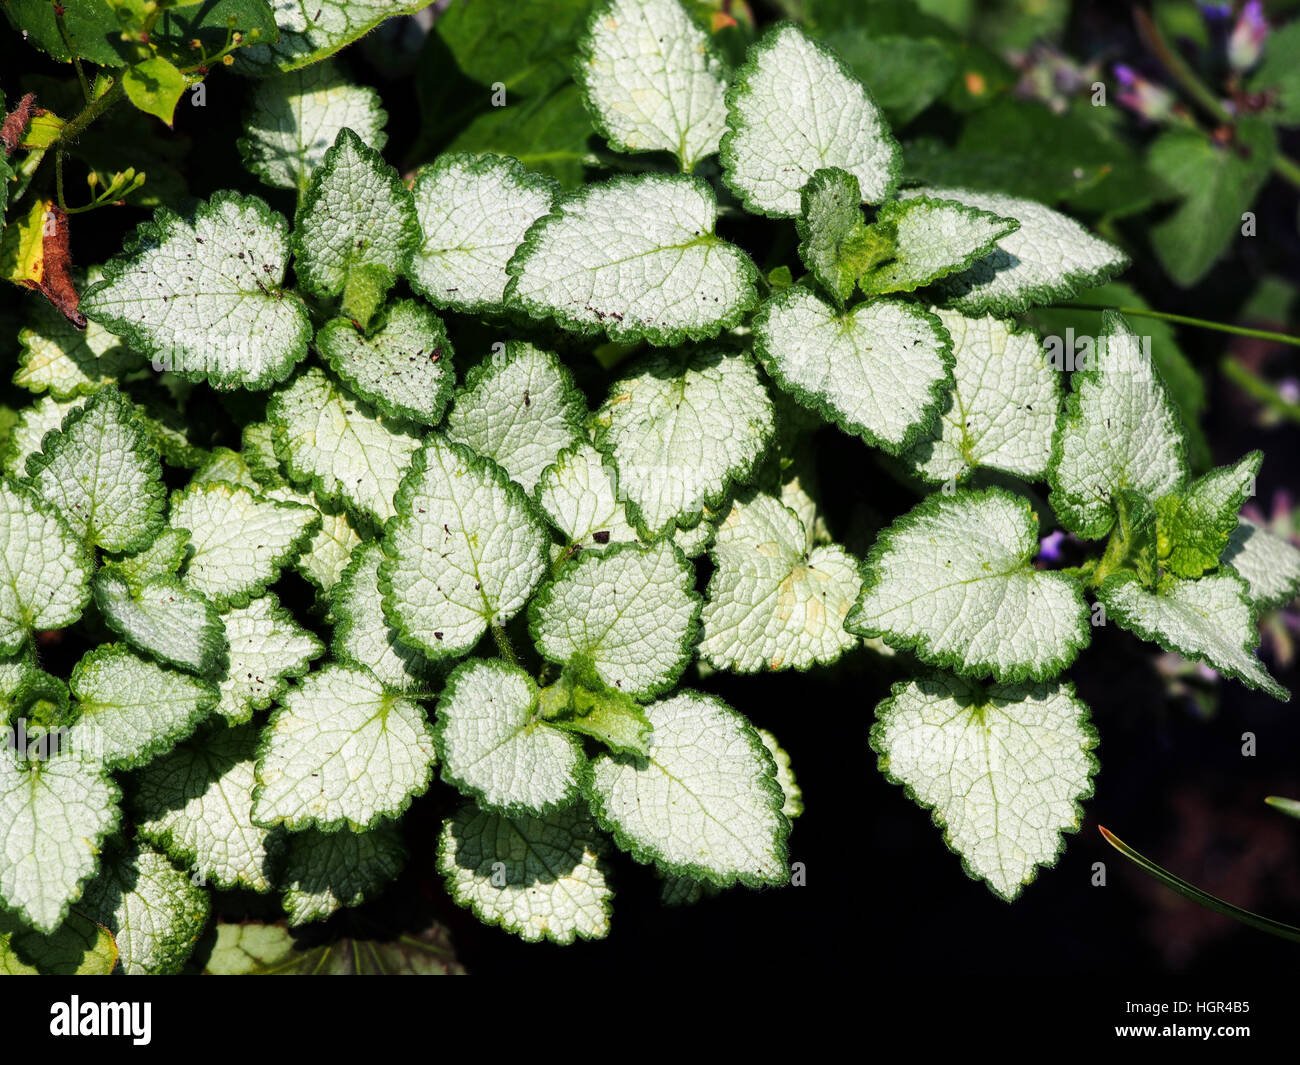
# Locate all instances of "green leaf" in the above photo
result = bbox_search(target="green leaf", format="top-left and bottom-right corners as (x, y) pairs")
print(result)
(267, 367), (422, 523)
(1222, 518), (1300, 609)
(796, 168), (870, 306)
(720, 23), (900, 217)
(858, 195), (1018, 297)
(1, 396), (84, 479)
(15, 274), (141, 399)
(0, 745), (121, 933)
(505, 173), (759, 346)
(134, 722), (283, 892)
(2, 0), (127, 66)
(1156, 453), (1261, 579)
(292, 129), (417, 325)
(253, 664), (435, 832)
(593, 347), (774, 538)
(872, 672), (1097, 901)
(123, 56), (189, 127)
(585, 690), (789, 886)
(279, 824), (406, 926)
(535, 442), (640, 551)
(153, 0), (279, 53)
(577, 0), (728, 170)
(407, 153), (558, 317)
(380, 436), (549, 659)
(236, 0), (436, 73)
(536, 654), (653, 758)
(330, 542), (431, 695)
(434, 658), (584, 816)
(94, 570), (227, 678)
(26, 385), (166, 553)
(444, 341), (585, 494)
(1248, 21), (1300, 126)
(898, 185), (1128, 316)
(316, 301), (452, 427)
(80, 192), (312, 391)
(902, 309), (1059, 483)
(1048, 311), (1188, 541)
(238, 61), (387, 195)
(700, 490), (861, 673)
(531, 540), (699, 700)
(438, 801), (613, 945)
(81, 844), (209, 975)
(752, 286), (952, 454)
(106, 527), (192, 586)
(214, 594), (322, 725)
(0, 483), (92, 655)
(172, 479), (319, 609)
(1265, 796), (1300, 821)
(1147, 120), (1276, 287)
(0, 910), (118, 975)
(69, 644), (217, 771)
(847, 488), (1089, 682)
(814, 30), (954, 127)
(1098, 572), (1287, 701)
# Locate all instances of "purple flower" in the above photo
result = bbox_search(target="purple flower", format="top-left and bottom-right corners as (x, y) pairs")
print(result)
(1114, 64), (1176, 122)
(1228, 0), (1269, 71)
(1038, 530), (1066, 562)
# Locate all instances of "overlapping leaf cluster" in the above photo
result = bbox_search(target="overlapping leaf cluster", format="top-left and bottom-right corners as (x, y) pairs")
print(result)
(2, 0), (1298, 972)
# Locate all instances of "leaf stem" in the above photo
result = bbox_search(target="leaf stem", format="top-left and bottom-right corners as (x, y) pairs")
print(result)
(54, 6), (93, 104)
(1099, 825), (1300, 943)
(56, 79), (127, 145)
(491, 624), (518, 668)
(1055, 303), (1300, 348)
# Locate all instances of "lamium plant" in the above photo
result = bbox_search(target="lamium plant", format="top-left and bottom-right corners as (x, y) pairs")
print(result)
(1, 0), (1298, 974)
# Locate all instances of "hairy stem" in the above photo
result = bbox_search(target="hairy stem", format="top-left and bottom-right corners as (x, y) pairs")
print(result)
(491, 624), (518, 667)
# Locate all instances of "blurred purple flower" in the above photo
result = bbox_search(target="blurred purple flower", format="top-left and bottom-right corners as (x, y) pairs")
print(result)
(1114, 64), (1177, 121)
(1228, 0), (1269, 71)
(1038, 530), (1066, 562)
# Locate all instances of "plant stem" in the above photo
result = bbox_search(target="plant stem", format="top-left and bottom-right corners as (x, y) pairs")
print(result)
(54, 6), (92, 103)
(491, 624), (518, 667)
(1220, 359), (1300, 424)
(56, 78), (126, 144)
(1056, 303), (1300, 348)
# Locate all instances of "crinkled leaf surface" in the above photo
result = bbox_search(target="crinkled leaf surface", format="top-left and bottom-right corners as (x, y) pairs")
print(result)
(408, 153), (557, 316)
(1222, 519), (1300, 609)
(280, 823), (406, 926)
(238, 1), (435, 74)
(15, 283), (139, 399)
(134, 723), (282, 893)
(82, 844), (209, 975)
(757, 728), (803, 820)
(586, 690), (788, 886)
(69, 644), (217, 771)
(872, 673), (1097, 901)
(435, 659), (584, 816)
(26, 385), (166, 553)
(239, 61), (386, 192)
(593, 348), (774, 537)
(253, 664), (436, 832)
(536, 655), (654, 758)
(94, 571), (226, 678)
(796, 167), (872, 306)
(444, 342), (585, 493)
(438, 801), (613, 945)
(108, 527), (191, 586)
(753, 286), (951, 454)
(1156, 453), (1260, 580)
(317, 300), (453, 427)
(577, 0), (728, 170)
(381, 436), (548, 659)
(2, 397), (84, 478)
(0, 746), (120, 933)
(531, 540), (699, 700)
(859, 195), (1019, 297)
(80, 192), (312, 391)
(535, 442), (640, 550)
(720, 24), (900, 217)
(0, 484), (91, 655)
(173, 480), (319, 608)
(505, 173), (758, 346)
(1049, 311), (1187, 540)
(292, 128), (417, 321)
(215, 594), (322, 725)
(700, 491), (861, 672)
(847, 489), (1089, 681)
(903, 309), (1058, 483)
(898, 186), (1128, 316)
(331, 542), (431, 695)
(1099, 572), (1287, 700)
(268, 367), (422, 523)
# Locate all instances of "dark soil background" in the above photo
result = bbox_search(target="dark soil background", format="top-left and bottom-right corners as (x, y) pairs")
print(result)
(3, 1), (1299, 987)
